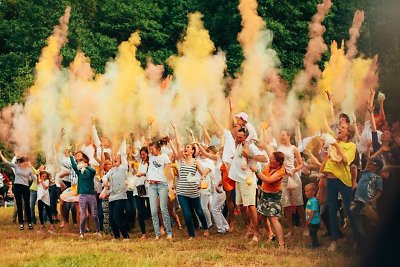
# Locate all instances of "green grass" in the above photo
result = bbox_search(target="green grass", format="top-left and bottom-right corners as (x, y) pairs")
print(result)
(0, 207), (354, 266)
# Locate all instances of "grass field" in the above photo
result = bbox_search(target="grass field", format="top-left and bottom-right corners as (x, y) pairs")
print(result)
(0, 207), (355, 266)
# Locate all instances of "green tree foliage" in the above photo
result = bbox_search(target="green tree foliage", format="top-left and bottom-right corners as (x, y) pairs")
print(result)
(0, 0), (398, 117)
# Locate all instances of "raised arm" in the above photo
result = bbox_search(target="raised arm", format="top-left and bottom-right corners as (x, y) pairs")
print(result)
(262, 127), (275, 158)
(295, 120), (302, 146)
(378, 93), (386, 123)
(228, 97), (235, 131)
(325, 91), (335, 124)
(292, 147), (304, 174)
(91, 124), (101, 148)
(196, 144), (218, 161)
(351, 113), (361, 143)
(119, 136), (128, 168)
(171, 122), (183, 160)
(0, 151), (9, 163)
(198, 121), (212, 144)
(186, 128), (197, 143)
(208, 111), (225, 136)
(69, 155), (79, 175)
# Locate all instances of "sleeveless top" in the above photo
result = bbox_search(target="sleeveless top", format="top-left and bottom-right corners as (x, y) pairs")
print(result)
(176, 160), (199, 198)
(277, 144), (295, 172)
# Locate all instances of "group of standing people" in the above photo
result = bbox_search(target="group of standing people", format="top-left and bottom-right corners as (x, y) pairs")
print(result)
(1, 91), (398, 253)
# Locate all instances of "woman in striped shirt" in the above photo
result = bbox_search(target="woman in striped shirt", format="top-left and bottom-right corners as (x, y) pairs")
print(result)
(171, 122), (210, 239)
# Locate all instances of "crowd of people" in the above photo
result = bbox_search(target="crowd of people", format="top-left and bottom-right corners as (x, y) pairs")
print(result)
(0, 89), (398, 253)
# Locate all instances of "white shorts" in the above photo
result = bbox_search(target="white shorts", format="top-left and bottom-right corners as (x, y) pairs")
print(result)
(281, 173), (304, 208)
(235, 181), (256, 207)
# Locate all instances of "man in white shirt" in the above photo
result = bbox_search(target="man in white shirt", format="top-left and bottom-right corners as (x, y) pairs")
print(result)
(228, 127), (268, 244)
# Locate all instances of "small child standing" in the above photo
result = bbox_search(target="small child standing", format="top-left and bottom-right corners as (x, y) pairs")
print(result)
(305, 183), (320, 248)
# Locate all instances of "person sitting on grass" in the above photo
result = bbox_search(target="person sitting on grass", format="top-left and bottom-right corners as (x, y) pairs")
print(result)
(304, 183), (320, 249)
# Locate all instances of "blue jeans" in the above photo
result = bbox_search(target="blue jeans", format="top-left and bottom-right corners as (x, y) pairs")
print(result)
(49, 185), (58, 217)
(29, 190), (37, 224)
(148, 182), (172, 237)
(178, 195), (208, 237)
(327, 178), (356, 241)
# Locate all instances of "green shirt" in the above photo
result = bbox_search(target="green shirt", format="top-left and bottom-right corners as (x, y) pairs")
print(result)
(70, 156), (96, 195)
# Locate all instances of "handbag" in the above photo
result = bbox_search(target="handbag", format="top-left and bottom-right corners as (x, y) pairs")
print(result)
(286, 174), (299, 191)
(136, 184), (147, 197)
(136, 163), (149, 197)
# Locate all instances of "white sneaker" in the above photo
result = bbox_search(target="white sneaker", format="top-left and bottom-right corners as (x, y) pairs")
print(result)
(79, 233), (84, 239)
(328, 242), (337, 252)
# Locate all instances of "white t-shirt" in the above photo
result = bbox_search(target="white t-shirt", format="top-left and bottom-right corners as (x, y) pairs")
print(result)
(222, 129), (235, 164)
(147, 154), (171, 182)
(228, 143), (264, 184)
(37, 180), (50, 206)
(197, 157), (215, 195)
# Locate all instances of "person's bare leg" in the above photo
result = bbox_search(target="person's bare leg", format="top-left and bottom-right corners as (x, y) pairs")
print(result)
(226, 190), (236, 232)
(264, 217), (274, 239)
(168, 199), (182, 229)
(296, 205), (308, 235)
(270, 217), (285, 246)
(284, 207), (294, 237)
(59, 200), (67, 227)
(249, 206), (259, 240)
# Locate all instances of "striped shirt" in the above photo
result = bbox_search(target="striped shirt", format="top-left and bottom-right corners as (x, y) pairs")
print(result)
(176, 160), (199, 198)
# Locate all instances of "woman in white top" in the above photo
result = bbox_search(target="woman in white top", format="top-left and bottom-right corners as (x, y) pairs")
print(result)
(134, 146), (150, 239)
(197, 145), (230, 234)
(0, 151), (35, 230)
(37, 171), (55, 232)
(264, 129), (307, 237)
(147, 140), (173, 240)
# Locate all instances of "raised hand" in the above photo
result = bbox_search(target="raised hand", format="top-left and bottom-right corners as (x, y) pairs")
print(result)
(261, 121), (270, 130)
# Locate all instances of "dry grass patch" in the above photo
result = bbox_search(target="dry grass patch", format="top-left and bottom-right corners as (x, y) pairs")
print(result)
(0, 207), (354, 266)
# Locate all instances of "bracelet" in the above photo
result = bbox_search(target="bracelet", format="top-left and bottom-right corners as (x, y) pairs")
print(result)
(255, 169), (261, 175)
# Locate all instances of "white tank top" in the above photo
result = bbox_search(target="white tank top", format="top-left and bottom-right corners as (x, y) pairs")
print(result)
(277, 144), (295, 172)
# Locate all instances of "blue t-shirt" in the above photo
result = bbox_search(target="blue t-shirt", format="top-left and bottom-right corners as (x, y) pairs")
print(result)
(306, 197), (320, 224)
(355, 170), (383, 204)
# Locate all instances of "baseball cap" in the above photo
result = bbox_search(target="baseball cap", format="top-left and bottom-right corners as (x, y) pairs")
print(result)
(235, 112), (248, 122)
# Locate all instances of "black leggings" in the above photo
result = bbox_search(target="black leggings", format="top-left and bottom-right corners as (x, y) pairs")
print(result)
(135, 196), (146, 234)
(109, 199), (129, 239)
(13, 184), (32, 224)
(38, 200), (54, 225)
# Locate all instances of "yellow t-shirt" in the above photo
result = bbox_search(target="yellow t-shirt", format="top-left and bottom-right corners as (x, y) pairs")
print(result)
(323, 141), (356, 187)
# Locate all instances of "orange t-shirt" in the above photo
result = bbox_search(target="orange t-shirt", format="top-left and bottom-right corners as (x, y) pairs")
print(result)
(260, 164), (286, 193)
